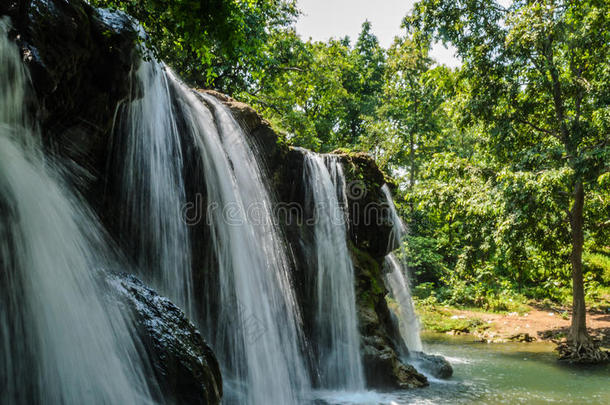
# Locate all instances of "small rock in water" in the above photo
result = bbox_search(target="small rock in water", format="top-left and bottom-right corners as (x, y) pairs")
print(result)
(412, 352), (453, 379)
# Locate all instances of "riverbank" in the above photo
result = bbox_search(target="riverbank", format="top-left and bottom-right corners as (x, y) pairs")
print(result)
(416, 301), (610, 347)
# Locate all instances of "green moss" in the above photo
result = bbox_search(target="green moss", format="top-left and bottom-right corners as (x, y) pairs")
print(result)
(349, 242), (384, 308)
(414, 300), (488, 334)
(349, 242), (380, 276)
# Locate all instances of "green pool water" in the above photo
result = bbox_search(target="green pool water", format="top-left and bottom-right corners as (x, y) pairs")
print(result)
(314, 333), (610, 404)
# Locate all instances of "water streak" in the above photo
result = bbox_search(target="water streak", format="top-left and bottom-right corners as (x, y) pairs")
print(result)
(167, 73), (310, 404)
(0, 20), (156, 404)
(112, 59), (192, 314)
(302, 152), (365, 389)
(381, 185), (423, 353)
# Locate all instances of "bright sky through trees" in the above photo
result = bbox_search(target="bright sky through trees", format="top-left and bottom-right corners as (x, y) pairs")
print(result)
(295, 0), (461, 67)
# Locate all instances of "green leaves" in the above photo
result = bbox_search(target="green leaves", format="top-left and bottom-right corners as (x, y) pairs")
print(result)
(241, 22), (386, 152)
(92, 0), (299, 92)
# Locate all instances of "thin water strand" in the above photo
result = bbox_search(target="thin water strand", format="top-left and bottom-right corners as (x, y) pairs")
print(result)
(303, 152), (365, 389)
(381, 184), (423, 353)
(113, 59), (192, 314)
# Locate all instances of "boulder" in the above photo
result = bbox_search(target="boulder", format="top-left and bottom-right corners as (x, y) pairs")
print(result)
(411, 352), (453, 379)
(107, 273), (223, 405)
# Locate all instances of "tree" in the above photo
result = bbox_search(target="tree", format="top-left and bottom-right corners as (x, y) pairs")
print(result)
(407, 0), (610, 361)
(362, 36), (447, 189)
(244, 22), (385, 152)
(342, 21), (386, 145)
(92, 0), (299, 93)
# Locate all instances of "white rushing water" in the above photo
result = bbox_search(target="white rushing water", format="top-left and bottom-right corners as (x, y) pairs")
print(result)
(113, 58), (192, 314)
(381, 185), (423, 353)
(0, 19), (156, 404)
(302, 153), (365, 389)
(165, 72), (310, 404)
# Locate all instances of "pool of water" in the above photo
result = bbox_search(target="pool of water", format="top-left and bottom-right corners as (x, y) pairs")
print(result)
(313, 333), (610, 404)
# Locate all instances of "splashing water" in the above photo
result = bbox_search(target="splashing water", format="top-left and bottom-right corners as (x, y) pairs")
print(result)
(0, 19), (157, 404)
(302, 152), (365, 389)
(381, 184), (423, 353)
(164, 72), (310, 404)
(111, 58), (192, 314)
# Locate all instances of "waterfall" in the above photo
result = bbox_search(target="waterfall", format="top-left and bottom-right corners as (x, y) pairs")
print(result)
(112, 58), (192, 314)
(165, 72), (310, 404)
(302, 152), (365, 389)
(0, 20), (157, 404)
(381, 185), (423, 353)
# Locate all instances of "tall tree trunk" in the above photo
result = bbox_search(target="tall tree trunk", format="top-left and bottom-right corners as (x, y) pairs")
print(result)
(568, 181), (589, 344)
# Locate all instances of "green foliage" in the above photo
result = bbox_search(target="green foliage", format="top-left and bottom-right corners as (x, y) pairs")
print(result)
(91, 0), (299, 92)
(414, 299), (488, 333)
(242, 22), (385, 151)
(97, 0), (610, 309)
(402, 0), (610, 314)
(584, 252), (610, 285)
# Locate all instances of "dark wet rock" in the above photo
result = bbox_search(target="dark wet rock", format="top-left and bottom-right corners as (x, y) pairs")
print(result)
(361, 334), (427, 389)
(333, 151), (396, 258)
(1, 0), (139, 205)
(107, 273), (222, 405)
(352, 246), (428, 389)
(412, 352), (453, 379)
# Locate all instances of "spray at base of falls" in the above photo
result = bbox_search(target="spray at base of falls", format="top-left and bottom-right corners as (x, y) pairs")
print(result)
(302, 152), (365, 390)
(381, 185), (424, 353)
(0, 20), (157, 403)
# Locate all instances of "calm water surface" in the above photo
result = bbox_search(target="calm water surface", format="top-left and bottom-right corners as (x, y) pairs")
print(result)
(313, 333), (610, 404)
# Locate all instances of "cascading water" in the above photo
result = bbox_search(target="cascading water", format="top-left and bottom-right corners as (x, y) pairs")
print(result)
(164, 72), (310, 404)
(112, 58), (192, 314)
(381, 184), (423, 353)
(302, 152), (365, 390)
(0, 19), (157, 404)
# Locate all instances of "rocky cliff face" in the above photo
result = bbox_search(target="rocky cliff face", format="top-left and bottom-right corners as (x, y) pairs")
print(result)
(2, 0), (428, 393)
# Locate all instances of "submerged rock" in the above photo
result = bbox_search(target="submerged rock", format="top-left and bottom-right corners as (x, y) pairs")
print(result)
(107, 273), (223, 405)
(411, 352), (453, 379)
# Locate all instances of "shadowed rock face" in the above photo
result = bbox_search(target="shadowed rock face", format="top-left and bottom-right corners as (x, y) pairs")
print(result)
(107, 273), (223, 405)
(5, 0), (139, 207)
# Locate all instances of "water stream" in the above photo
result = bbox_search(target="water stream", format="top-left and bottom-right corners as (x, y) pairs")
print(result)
(381, 185), (423, 352)
(167, 74), (310, 404)
(0, 19), (157, 404)
(112, 58), (193, 314)
(302, 152), (365, 389)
